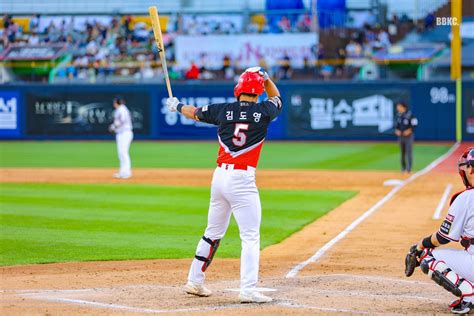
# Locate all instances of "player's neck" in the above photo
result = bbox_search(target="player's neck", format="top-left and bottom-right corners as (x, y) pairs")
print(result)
(239, 96), (258, 103)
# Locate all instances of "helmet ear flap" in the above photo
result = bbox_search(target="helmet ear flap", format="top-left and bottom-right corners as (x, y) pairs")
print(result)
(458, 147), (474, 188)
(459, 169), (470, 188)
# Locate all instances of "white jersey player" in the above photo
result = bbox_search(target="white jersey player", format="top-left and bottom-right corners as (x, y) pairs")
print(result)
(109, 96), (133, 179)
(408, 148), (474, 314)
(166, 67), (282, 303)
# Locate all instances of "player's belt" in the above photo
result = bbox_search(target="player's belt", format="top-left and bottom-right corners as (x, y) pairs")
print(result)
(460, 237), (474, 249)
(217, 163), (249, 170)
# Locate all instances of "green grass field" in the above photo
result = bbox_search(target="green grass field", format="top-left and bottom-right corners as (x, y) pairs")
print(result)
(0, 141), (451, 266)
(0, 141), (451, 170)
(0, 183), (354, 266)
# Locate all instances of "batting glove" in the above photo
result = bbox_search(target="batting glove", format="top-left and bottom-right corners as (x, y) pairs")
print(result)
(166, 97), (180, 112)
(245, 66), (269, 81)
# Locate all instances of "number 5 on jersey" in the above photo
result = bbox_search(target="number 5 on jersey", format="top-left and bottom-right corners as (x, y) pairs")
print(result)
(233, 123), (249, 147)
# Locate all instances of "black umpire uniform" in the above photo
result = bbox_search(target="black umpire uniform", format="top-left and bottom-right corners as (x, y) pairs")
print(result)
(395, 102), (418, 173)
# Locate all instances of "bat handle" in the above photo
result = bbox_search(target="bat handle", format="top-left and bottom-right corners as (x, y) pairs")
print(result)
(165, 79), (173, 98)
(161, 59), (173, 98)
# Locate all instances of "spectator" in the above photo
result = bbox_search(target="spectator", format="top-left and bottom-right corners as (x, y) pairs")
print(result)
(296, 13), (311, 32)
(388, 14), (399, 36)
(29, 14), (40, 32)
(278, 16), (291, 33)
(86, 40), (98, 55)
(317, 43), (326, 60)
(198, 53), (208, 73)
(364, 24), (376, 43)
(185, 62), (200, 79)
(321, 64), (333, 80)
(377, 28), (391, 49)
(424, 12), (435, 30)
(345, 39), (362, 58)
(278, 54), (292, 79)
(335, 48), (346, 77)
(28, 32), (40, 45)
(247, 22), (259, 33)
(222, 55), (234, 80)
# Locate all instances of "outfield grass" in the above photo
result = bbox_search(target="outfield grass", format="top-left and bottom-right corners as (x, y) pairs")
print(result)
(0, 141), (451, 171)
(0, 183), (355, 266)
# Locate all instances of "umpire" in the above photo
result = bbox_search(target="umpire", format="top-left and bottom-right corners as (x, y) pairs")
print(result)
(395, 101), (418, 173)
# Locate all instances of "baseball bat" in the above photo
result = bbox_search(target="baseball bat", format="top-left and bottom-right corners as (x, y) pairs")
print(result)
(148, 6), (173, 98)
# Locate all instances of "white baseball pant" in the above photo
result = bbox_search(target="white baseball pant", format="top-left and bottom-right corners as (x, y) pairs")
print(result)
(432, 247), (474, 302)
(116, 131), (133, 176)
(188, 164), (261, 290)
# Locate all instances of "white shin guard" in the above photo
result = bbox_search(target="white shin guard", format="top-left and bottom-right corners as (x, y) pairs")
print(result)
(421, 252), (474, 301)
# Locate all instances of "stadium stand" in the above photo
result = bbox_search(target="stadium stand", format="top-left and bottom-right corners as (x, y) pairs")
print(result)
(0, 0), (472, 84)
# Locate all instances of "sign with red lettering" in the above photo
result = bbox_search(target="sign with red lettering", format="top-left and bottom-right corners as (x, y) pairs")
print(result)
(175, 34), (318, 70)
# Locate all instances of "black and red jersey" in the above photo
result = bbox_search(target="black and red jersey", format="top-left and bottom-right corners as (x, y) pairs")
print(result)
(195, 96), (282, 168)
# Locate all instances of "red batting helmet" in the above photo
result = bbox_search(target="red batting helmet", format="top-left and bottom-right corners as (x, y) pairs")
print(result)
(458, 147), (474, 188)
(233, 71), (265, 99)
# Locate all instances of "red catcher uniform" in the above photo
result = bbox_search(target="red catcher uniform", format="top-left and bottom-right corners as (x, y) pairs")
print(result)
(187, 74), (282, 293)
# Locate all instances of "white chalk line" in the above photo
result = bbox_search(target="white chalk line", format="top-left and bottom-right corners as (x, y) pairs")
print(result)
(285, 143), (460, 278)
(22, 295), (248, 314)
(432, 183), (453, 220)
(224, 287), (277, 292)
(13, 273), (443, 314)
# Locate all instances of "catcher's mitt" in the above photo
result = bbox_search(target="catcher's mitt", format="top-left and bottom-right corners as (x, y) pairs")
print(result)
(405, 244), (422, 277)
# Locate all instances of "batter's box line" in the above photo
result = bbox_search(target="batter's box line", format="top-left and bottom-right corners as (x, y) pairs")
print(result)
(20, 294), (257, 314)
(25, 294), (374, 315)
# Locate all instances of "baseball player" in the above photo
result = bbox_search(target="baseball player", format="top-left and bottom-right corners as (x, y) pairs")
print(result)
(166, 67), (282, 303)
(395, 101), (418, 173)
(109, 96), (133, 179)
(405, 148), (474, 314)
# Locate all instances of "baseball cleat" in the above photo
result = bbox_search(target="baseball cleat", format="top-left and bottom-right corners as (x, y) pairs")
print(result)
(113, 173), (132, 179)
(450, 300), (472, 314)
(239, 291), (273, 303)
(184, 281), (212, 297)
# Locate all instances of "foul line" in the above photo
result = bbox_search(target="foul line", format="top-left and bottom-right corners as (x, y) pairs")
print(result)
(432, 184), (453, 220)
(285, 143), (460, 278)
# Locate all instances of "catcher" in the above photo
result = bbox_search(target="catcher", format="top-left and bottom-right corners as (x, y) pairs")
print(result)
(405, 147), (474, 314)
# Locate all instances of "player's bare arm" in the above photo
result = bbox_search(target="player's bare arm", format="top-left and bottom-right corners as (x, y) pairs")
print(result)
(264, 77), (280, 98)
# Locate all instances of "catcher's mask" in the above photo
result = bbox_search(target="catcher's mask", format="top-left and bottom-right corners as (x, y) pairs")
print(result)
(458, 147), (474, 188)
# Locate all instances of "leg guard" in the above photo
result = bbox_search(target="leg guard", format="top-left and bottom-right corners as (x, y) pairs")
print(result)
(420, 253), (474, 300)
(194, 236), (220, 272)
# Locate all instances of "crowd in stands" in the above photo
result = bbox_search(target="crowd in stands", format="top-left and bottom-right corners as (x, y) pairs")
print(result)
(0, 9), (424, 83)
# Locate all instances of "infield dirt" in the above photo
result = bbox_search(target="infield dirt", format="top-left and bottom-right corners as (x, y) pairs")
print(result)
(0, 145), (469, 315)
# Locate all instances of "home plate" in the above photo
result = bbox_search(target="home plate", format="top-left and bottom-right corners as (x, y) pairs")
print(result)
(384, 179), (404, 186)
(225, 287), (277, 292)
